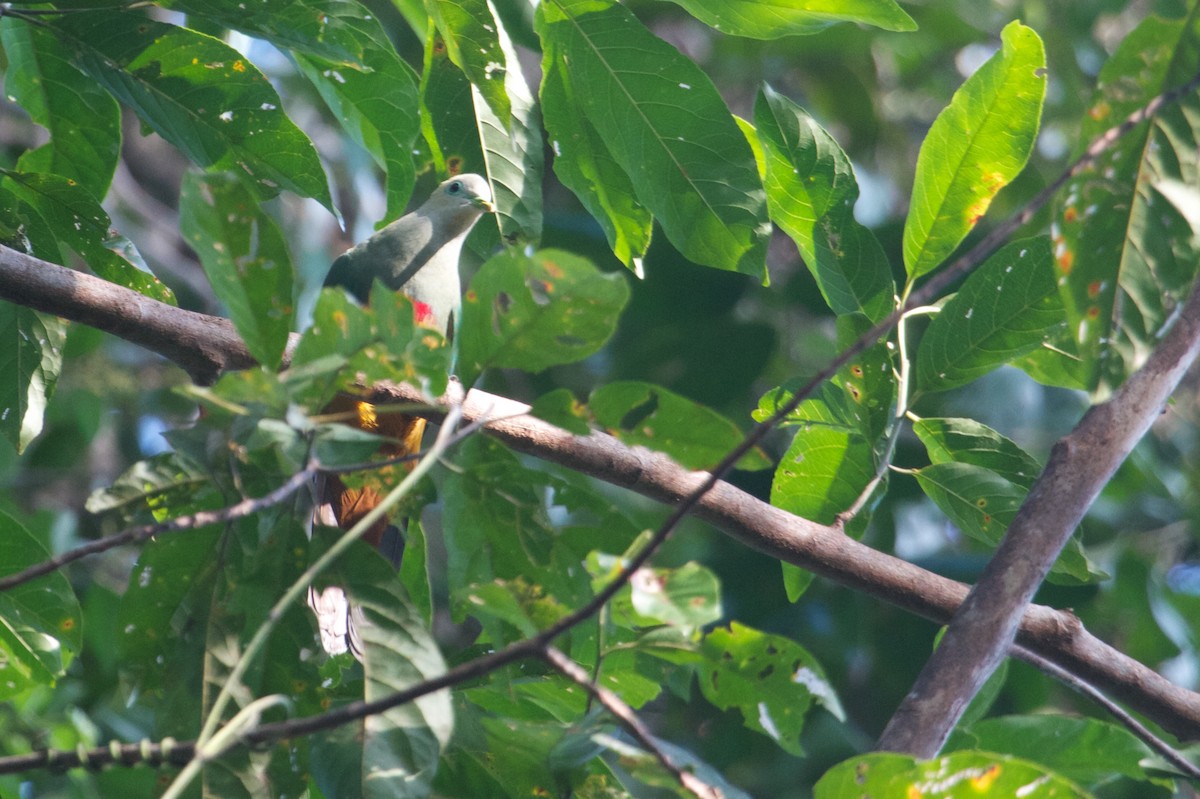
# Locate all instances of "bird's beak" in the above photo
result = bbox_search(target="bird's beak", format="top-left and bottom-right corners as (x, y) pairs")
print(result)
(473, 197), (496, 213)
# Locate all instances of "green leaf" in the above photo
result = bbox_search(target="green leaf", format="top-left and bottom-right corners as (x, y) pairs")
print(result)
(51, 10), (334, 213)
(661, 0), (915, 39)
(753, 85), (895, 322)
(916, 237), (1067, 392)
(1054, 10), (1200, 393)
(420, 31), (488, 181)
(84, 451), (212, 515)
(529, 388), (592, 435)
(628, 561), (722, 629)
(770, 423), (875, 526)
(540, 52), (651, 272)
(913, 417), (1042, 490)
(915, 461), (1099, 585)
(166, 0), (378, 67)
(1, 20), (120, 199)
(0, 170), (175, 303)
(588, 381), (770, 471)
(179, 171), (296, 369)
(119, 531), (219, 687)
(947, 716), (1152, 787)
(352, 567), (453, 799)
(472, 7), (544, 246)
(0, 306), (66, 453)
(289, 286), (451, 410)
(429, 0), (512, 123)
(903, 22), (1046, 279)
(699, 623), (843, 756)
(538, 0), (769, 279)
(457, 248), (630, 386)
(0, 509), (83, 698)
(815, 751), (1091, 798)
(291, 16), (420, 221)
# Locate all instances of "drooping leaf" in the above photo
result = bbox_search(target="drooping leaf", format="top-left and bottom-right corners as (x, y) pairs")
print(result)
(353, 567), (453, 799)
(588, 381), (770, 471)
(0, 170), (174, 303)
(471, 6), (544, 246)
(428, 0), (512, 123)
(903, 22), (1046, 279)
(916, 237), (1069, 392)
(538, 0), (769, 279)
(915, 461), (1099, 585)
(754, 86), (894, 322)
(1054, 10), (1200, 393)
(660, 0), (915, 38)
(290, 12), (420, 221)
(815, 751), (1090, 798)
(179, 171), (295, 369)
(913, 417), (1042, 490)
(1, 20), (120, 199)
(0, 509), (83, 699)
(0, 305), (66, 453)
(540, 53), (652, 273)
(50, 10), (334, 213)
(457, 248), (630, 386)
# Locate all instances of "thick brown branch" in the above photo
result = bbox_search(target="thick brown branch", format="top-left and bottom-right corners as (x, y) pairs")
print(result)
(0, 245), (257, 384)
(371, 379), (1200, 742)
(876, 280), (1200, 756)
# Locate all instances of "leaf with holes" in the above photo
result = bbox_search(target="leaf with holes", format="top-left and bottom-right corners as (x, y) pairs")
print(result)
(589, 381), (770, 471)
(457, 248), (629, 386)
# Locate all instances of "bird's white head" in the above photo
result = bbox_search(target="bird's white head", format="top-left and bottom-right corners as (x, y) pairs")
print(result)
(423, 173), (494, 218)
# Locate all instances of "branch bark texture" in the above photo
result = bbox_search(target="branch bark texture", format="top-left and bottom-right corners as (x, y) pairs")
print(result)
(876, 280), (1200, 756)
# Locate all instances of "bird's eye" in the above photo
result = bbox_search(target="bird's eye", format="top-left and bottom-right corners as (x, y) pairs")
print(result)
(447, 180), (462, 194)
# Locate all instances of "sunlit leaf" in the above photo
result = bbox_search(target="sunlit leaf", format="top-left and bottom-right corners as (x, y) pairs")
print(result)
(754, 86), (894, 322)
(916, 237), (1066, 392)
(904, 22), (1046, 278)
(815, 751), (1090, 798)
(538, 0), (769, 279)
(660, 0), (915, 38)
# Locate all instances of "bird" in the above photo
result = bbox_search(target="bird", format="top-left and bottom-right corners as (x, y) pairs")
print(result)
(308, 173), (494, 659)
(324, 173), (494, 332)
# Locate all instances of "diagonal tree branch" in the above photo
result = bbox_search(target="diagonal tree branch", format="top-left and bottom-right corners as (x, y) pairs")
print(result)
(876, 278), (1200, 756)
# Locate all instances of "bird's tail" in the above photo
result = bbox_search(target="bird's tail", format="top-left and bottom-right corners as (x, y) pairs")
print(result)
(307, 394), (425, 659)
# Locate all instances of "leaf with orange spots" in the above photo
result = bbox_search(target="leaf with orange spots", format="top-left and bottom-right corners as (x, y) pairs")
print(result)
(903, 22), (1046, 279)
(815, 751), (1090, 798)
(1053, 12), (1200, 393)
(457, 248), (629, 386)
(915, 461), (1098, 585)
(0, 509), (83, 698)
(50, 10), (334, 212)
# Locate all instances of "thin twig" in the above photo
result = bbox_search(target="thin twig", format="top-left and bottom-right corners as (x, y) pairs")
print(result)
(1012, 645), (1200, 779)
(542, 645), (724, 799)
(0, 467), (316, 592)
